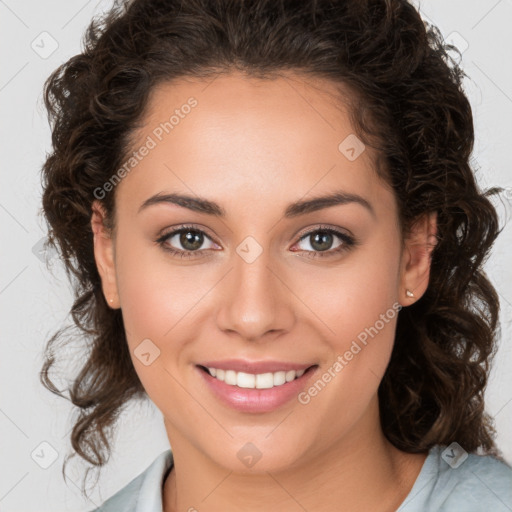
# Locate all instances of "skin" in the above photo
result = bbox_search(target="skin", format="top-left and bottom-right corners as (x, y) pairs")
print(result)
(91, 71), (437, 512)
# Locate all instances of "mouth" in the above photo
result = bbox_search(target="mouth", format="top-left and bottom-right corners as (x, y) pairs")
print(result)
(196, 363), (319, 413)
(197, 364), (317, 389)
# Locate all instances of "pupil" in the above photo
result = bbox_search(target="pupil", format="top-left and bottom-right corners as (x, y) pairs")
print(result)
(181, 231), (203, 251)
(311, 232), (332, 251)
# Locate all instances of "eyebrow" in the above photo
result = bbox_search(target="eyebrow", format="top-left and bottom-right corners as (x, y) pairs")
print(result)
(138, 190), (375, 219)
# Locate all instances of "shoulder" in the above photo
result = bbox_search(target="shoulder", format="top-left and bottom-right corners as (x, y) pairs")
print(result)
(88, 449), (174, 512)
(399, 444), (512, 512)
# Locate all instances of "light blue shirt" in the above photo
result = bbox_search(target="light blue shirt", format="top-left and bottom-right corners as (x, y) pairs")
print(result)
(91, 444), (512, 511)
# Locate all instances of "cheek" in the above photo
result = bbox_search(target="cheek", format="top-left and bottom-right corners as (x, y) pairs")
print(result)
(112, 236), (194, 404)
(308, 236), (400, 337)
(312, 231), (402, 378)
(114, 232), (203, 344)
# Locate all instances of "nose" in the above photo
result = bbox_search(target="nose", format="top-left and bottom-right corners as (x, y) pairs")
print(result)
(215, 244), (295, 342)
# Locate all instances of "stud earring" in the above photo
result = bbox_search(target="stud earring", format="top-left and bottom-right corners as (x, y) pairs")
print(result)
(109, 298), (114, 304)
(405, 289), (415, 298)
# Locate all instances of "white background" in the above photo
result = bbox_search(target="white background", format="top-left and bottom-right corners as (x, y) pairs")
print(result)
(1, 1), (511, 510)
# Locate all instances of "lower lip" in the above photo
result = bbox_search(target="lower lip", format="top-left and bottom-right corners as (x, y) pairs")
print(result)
(196, 365), (318, 413)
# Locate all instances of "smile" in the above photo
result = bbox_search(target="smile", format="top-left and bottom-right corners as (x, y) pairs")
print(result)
(196, 360), (319, 413)
(202, 367), (307, 389)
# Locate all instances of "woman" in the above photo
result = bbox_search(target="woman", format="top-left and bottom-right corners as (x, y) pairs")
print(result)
(39, 0), (512, 510)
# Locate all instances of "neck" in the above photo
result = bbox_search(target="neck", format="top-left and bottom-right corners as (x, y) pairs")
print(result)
(162, 399), (427, 512)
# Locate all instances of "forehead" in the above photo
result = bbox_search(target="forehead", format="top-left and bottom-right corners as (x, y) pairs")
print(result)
(138, 70), (363, 155)
(115, 71), (394, 219)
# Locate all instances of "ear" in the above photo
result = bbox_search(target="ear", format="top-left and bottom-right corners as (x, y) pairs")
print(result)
(399, 211), (438, 305)
(91, 200), (120, 309)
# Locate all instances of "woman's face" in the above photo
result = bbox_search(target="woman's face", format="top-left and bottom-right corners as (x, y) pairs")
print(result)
(92, 71), (430, 472)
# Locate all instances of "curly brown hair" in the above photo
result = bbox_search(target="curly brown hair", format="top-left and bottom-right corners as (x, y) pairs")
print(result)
(39, 0), (505, 495)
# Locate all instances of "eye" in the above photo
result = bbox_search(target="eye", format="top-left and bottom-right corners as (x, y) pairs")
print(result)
(156, 223), (356, 259)
(156, 224), (219, 259)
(291, 225), (356, 258)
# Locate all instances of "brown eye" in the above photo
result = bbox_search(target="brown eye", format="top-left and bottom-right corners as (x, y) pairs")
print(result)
(156, 225), (219, 259)
(292, 226), (356, 259)
(177, 230), (204, 251)
(304, 231), (337, 252)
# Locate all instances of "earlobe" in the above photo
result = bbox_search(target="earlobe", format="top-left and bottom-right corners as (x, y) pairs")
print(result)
(400, 211), (438, 304)
(91, 200), (119, 309)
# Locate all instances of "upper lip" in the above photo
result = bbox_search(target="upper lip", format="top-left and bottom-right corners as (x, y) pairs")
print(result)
(197, 359), (317, 374)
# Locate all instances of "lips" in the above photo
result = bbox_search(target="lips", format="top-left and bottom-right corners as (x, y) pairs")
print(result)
(197, 359), (315, 374)
(195, 360), (319, 413)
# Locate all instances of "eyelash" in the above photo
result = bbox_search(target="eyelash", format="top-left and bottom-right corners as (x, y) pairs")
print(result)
(155, 223), (356, 260)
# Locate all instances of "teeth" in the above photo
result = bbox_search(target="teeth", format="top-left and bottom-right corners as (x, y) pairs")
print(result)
(206, 367), (307, 389)
(285, 370), (296, 382)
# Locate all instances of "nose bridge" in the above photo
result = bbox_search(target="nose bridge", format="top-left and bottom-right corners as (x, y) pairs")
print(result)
(216, 236), (294, 339)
